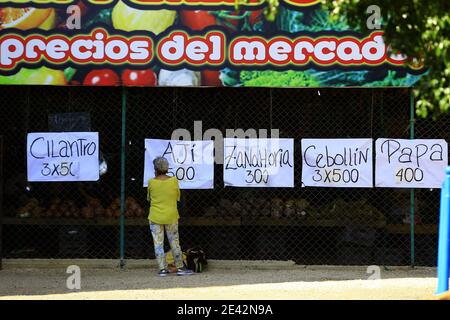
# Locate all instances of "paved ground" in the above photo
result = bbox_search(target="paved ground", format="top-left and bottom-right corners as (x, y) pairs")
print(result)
(0, 259), (439, 300)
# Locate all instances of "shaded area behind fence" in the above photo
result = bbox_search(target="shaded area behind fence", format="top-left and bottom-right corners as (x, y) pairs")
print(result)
(0, 86), (447, 266)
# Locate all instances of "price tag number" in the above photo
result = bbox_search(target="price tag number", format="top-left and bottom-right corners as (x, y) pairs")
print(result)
(395, 167), (424, 183)
(41, 161), (79, 178)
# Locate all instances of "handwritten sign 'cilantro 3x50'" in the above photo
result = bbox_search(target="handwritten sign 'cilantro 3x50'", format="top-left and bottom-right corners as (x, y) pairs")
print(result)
(27, 132), (99, 182)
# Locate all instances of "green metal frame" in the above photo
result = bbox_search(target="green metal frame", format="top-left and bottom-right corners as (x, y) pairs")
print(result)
(410, 90), (415, 268)
(0, 136), (3, 270)
(120, 88), (127, 269)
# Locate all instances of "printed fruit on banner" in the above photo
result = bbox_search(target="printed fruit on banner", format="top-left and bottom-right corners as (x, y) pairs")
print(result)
(0, 7), (55, 30)
(213, 10), (241, 31)
(0, 67), (66, 85)
(158, 69), (201, 86)
(180, 9), (245, 31)
(245, 9), (265, 31)
(201, 70), (222, 86)
(37, 8), (56, 30)
(83, 69), (120, 86)
(112, 1), (175, 35)
(180, 10), (216, 31)
(249, 9), (264, 26)
(121, 69), (157, 86)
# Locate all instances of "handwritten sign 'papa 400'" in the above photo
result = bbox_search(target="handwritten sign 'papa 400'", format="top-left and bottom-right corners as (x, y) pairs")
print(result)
(27, 132), (99, 182)
(375, 139), (448, 188)
(143, 139), (214, 189)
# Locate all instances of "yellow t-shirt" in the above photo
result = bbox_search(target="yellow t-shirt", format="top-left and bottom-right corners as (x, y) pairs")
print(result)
(147, 176), (180, 225)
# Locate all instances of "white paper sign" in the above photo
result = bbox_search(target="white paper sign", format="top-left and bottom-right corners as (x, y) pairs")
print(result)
(143, 139), (214, 189)
(223, 138), (294, 187)
(301, 138), (373, 188)
(375, 138), (448, 188)
(27, 132), (99, 182)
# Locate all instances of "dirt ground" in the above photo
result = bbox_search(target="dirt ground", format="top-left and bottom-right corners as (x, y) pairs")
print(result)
(0, 259), (439, 300)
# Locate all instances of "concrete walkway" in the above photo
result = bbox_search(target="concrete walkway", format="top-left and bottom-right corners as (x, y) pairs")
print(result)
(0, 259), (438, 300)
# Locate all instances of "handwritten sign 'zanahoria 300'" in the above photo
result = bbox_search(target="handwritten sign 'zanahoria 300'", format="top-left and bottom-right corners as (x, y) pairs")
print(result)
(223, 138), (294, 187)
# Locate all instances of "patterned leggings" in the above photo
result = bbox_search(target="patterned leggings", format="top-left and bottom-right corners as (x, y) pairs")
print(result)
(149, 222), (184, 271)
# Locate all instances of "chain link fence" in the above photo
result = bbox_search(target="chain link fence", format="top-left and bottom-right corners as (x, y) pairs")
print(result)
(0, 85), (446, 266)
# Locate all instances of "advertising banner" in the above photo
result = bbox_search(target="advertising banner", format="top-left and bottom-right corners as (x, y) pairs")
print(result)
(27, 132), (99, 181)
(375, 138), (448, 188)
(143, 139), (214, 189)
(0, 1), (425, 87)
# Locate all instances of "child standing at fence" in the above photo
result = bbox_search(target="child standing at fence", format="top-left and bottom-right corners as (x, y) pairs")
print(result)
(147, 156), (193, 277)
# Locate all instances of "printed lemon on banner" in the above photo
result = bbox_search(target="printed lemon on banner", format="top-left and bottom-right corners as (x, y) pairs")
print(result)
(112, 1), (176, 34)
(0, 67), (66, 85)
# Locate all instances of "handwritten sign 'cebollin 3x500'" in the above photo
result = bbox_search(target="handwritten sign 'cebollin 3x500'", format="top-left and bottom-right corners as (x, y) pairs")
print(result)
(27, 132), (99, 182)
(301, 138), (373, 188)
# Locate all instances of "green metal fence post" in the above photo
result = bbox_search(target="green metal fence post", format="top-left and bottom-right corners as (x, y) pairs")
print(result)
(120, 87), (127, 269)
(0, 136), (3, 270)
(410, 90), (415, 268)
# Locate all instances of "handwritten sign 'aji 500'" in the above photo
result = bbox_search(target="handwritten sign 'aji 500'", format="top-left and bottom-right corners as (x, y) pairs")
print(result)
(143, 139), (214, 189)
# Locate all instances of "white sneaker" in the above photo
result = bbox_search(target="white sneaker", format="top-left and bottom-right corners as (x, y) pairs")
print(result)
(158, 269), (170, 277)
